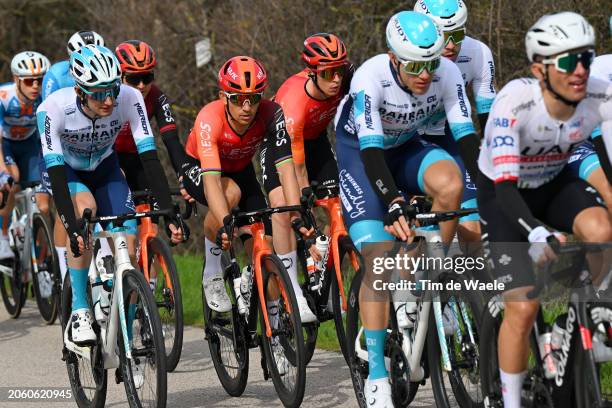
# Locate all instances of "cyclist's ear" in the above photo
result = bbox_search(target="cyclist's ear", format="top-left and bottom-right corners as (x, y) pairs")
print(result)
(219, 90), (227, 105)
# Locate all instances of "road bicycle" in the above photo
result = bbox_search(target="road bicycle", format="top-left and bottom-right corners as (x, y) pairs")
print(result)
(61, 206), (186, 408)
(346, 206), (484, 408)
(480, 241), (612, 408)
(203, 205), (309, 408)
(0, 181), (59, 324)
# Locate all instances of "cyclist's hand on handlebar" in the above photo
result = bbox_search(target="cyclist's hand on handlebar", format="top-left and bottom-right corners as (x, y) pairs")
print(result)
(291, 216), (315, 239)
(527, 226), (566, 265)
(69, 232), (86, 258)
(178, 176), (196, 203)
(168, 223), (183, 244)
(383, 199), (415, 242)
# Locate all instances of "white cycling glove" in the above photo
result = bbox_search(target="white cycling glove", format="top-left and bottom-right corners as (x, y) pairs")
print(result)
(527, 226), (561, 264)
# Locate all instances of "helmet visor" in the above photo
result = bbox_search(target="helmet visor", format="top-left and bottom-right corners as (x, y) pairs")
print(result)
(79, 81), (121, 101)
(443, 27), (466, 45)
(316, 64), (348, 80)
(398, 57), (441, 75)
(224, 92), (263, 106)
(542, 49), (595, 73)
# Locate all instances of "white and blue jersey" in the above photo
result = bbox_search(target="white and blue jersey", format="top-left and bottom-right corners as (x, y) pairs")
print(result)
(335, 54), (473, 247)
(0, 82), (41, 141)
(37, 84), (156, 172)
(42, 60), (75, 100)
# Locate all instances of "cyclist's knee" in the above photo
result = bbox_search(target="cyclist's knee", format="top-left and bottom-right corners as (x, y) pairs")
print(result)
(503, 299), (539, 336)
(222, 177), (241, 208)
(573, 207), (612, 242)
(425, 163), (463, 203)
(36, 195), (50, 215)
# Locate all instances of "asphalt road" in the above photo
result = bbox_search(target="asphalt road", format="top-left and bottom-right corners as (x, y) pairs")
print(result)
(0, 304), (436, 407)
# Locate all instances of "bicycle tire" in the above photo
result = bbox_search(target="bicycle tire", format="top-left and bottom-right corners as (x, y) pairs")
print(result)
(147, 236), (184, 372)
(259, 253), (306, 408)
(346, 270), (368, 408)
(301, 292), (318, 366)
(0, 258), (25, 318)
(574, 327), (609, 408)
(202, 263), (250, 397)
(479, 297), (504, 408)
(61, 273), (108, 408)
(119, 268), (167, 408)
(31, 213), (59, 324)
(332, 235), (363, 365)
(427, 274), (484, 408)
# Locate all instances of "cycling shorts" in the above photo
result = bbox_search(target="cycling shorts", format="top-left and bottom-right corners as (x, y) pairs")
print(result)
(566, 140), (600, 181)
(477, 168), (605, 291)
(335, 128), (455, 249)
(422, 133), (478, 222)
(3, 134), (42, 186)
(303, 133), (339, 188)
(43, 152), (137, 234)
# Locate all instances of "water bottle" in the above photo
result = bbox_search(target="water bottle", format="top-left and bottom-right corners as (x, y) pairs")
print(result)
(234, 265), (252, 315)
(306, 256), (319, 291)
(315, 235), (329, 271)
(537, 327), (557, 379)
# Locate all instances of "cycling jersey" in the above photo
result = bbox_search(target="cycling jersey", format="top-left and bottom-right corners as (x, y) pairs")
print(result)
(478, 77), (612, 189)
(0, 82), (41, 141)
(114, 84), (184, 173)
(38, 85), (156, 171)
(42, 60), (74, 100)
(422, 36), (496, 135)
(591, 55), (612, 83)
(274, 69), (344, 165)
(185, 99), (292, 174)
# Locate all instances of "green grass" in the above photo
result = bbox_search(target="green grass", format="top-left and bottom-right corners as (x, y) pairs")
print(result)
(175, 253), (343, 352)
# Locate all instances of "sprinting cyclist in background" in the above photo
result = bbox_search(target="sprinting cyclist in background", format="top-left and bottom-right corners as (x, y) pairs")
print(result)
(0, 51), (50, 260)
(476, 12), (612, 408)
(414, 0), (496, 243)
(274, 33), (351, 191)
(335, 11), (479, 407)
(181, 56), (318, 324)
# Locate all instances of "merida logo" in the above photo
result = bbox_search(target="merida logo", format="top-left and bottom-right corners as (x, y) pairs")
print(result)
(44, 116), (53, 151)
(456, 84), (469, 118)
(134, 102), (150, 135)
(364, 94), (374, 130)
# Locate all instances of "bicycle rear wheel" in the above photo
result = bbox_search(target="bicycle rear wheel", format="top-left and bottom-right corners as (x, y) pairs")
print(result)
(202, 261), (249, 397)
(259, 254), (306, 408)
(574, 325), (611, 407)
(61, 274), (107, 408)
(0, 258), (25, 318)
(147, 236), (184, 372)
(31, 213), (59, 324)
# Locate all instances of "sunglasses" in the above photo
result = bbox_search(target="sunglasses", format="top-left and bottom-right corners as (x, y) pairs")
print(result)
(316, 64), (347, 80)
(398, 57), (441, 75)
(20, 77), (43, 87)
(443, 27), (466, 45)
(224, 92), (263, 106)
(124, 72), (155, 86)
(78, 81), (121, 102)
(542, 49), (595, 73)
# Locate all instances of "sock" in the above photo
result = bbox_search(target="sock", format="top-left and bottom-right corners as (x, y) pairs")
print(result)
(149, 277), (157, 292)
(56, 246), (68, 286)
(365, 328), (388, 380)
(267, 300), (280, 330)
(69, 267), (90, 312)
(202, 238), (222, 283)
(500, 369), (526, 408)
(127, 303), (138, 343)
(279, 251), (302, 297)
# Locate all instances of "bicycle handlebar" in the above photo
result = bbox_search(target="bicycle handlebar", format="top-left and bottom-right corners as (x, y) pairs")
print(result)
(131, 189), (196, 220)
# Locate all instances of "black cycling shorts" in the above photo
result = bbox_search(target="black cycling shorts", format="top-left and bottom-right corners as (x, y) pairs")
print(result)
(303, 134), (339, 188)
(477, 167), (605, 290)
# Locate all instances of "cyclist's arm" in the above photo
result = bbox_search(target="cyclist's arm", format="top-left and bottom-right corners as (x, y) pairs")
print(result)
(42, 70), (59, 101)
(593, 81), (612, 186)
(37, 102), (79, 235)
(472, 42), (496, 136)
(281, 99), (309, 190)
(591, 129), (612, 186)
(153, 90), (185, 175)
(442, 61), (479, 178)
(0, 105), (8, 172)
(123, 87), (173, 212)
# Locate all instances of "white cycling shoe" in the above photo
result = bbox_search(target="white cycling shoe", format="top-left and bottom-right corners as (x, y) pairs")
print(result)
(394, 301), (417, 329)
(364, 377), (394, 407)
(296, 295), (317, 323)
(203, 275), (232, 313)
(272, 339), (289, 376)
(442, 305), (459, 336)
(71, 309), (96, 345)
(0, 237), (14, 260)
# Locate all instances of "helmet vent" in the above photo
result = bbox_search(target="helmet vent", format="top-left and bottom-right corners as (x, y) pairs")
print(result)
(244, 72), (251, 88)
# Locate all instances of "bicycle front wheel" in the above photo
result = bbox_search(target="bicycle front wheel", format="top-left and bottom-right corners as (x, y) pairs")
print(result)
(0, 257), (25, 318)
(259, 254), (306, 408)
(147, 236), (184, 372)
(119, 269), (167, 408)
(31, 213), (59, 324)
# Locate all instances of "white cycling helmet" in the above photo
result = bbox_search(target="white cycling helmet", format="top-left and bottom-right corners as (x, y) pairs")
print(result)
(70, 44), (121, 88)
(386, 11), (444, 61)
(414, 0), (468, 31)
(11, 51), (50, 77)
(67, 30), (105, 56)
(525, 12), (595, 62)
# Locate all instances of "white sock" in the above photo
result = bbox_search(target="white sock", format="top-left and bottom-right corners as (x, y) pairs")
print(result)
(500, 369), (526, 408)
(202, 238), (222, 284)
(278, 251), (302, 297)
(56, 246), (68, 287)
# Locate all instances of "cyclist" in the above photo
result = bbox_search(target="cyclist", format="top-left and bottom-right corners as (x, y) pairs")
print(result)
(477, 12), (612, 408)
(180, 56), (317, 323)
(335, 11), (478, 407)
(37, 44), (183, 346)
(41, 30), (105, 286)
(274, 33), (351, 191)
(414, 0), (496, 243)
(114, 40), (187, 290)
(0, 51), (50, 260)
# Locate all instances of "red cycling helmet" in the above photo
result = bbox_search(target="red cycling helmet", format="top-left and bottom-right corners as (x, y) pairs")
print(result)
(301, 33), (348, 69)
(218, 56), (268, 94)
(115, 40), (156, 73)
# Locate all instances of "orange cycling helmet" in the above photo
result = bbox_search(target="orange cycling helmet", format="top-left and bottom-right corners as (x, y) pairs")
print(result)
(115, 40), (156, 73)
(218, 56), (268, 94)
(301, 33), (348, 68)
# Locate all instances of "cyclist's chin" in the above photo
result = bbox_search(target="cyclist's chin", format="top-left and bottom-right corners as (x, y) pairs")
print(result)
(93, 106), (114, 117)
(409, 81), (432, 95)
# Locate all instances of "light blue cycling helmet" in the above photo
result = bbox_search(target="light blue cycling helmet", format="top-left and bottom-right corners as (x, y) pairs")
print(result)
(70, 44), (121, 88)
(386, 11), (444, 61)
(414, 0), (468, 31)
